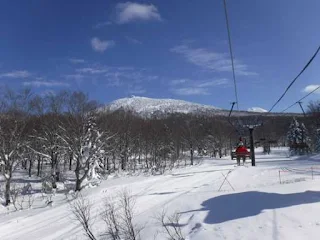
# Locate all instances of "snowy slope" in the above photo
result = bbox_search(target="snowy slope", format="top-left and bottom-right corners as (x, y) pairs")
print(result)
(1, 149), (320, 240)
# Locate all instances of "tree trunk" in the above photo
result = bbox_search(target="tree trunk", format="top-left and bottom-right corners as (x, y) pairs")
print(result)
(106, 157), (109, 171)
(75, 157), (81, 191)
(112, 151), (116, 172)
(145, 144), (149, 169)
(28, 159), (32, 177)
(75, 178), (82, 191)
(40, 156), (44, 174)
(75, 158), (90, 192)
(5, 178), (11, 206)
(69, 152), (73, 171)
(37, 155), (41, 176)
(190, 143), (194, 166)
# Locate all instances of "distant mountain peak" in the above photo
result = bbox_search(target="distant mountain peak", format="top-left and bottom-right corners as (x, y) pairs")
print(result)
(105, 96), (220, 116)
(247, 107), (268, 113)
(103, 96), (298, 118)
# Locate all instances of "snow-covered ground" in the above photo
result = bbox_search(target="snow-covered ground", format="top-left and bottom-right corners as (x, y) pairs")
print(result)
(1, 147), (320, 240)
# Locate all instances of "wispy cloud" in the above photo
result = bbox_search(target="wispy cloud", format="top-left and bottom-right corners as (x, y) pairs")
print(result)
(170, 79), (188, 86)
(172, 87), (209, 96)
(76, 67), (109, 74)
(67, 65), (157, 89)
(303, 84), (320, 94)
(91, 37), (115, 52)
(170, 44), (257, 76)
(170, 78), (229, 96)
(69, 58), (85, 64)
(198, 79), (229, 87)
(64, 74), (85, 81)
(116, 2), (162, 24)
(23, 81), (70, 87)
(128, 86), (146, 94)
(126, 36), (142, 44)
(0, 70), (31, 78)
(94, 21), (112, 29)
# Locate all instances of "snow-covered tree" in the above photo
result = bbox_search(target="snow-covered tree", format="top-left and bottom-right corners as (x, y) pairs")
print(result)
(61, 92), (103, 191)
(62, 116), (103, 191)
(0, 88), (32, 205)
(287, 118), (311, 154)
(315, 129), (320, 153)
(287, 118), (301, 146)
(27, 92), (69, 188)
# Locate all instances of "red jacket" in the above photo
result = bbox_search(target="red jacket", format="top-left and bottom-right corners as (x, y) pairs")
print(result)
(236, 146), (249, 155)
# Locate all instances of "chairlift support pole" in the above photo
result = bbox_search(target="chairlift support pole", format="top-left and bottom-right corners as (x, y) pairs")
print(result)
(227, 102), (238, 158)
(297, 101), (306, 117)
(243, 123), (262, 166)
(249, 127), (255, 166)
(229, 102), (236, 118)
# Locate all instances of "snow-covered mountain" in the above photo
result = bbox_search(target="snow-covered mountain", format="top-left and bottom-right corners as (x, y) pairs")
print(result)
(247, 107), (268, 113)
(105, 96), (222, 116)
(103, 96), (299, 118)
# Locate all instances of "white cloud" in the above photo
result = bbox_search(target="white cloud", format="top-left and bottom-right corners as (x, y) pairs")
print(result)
(247, 107), (267, 113)
(198, 79), (229, 87)
(69, 58), (85, 64)
(170, 79), (188, 86)
(169, 78), (229, 96)
(303, 84), (320, 94)
(116, 2), (162, 24)
(94, 21), (112, 29)
(91, 37), (115, 52)
(170, 78), (228, 87)
(23, 81), (70, 87)
(128, 86), (146, 94)
(170, 44), (257, 76)
(64, 74), (85, 81)
(0, 70), (31, 78)
(172, 87), (209, 96)
(76, 67), (109, 74)
(126, 36), (142, 44)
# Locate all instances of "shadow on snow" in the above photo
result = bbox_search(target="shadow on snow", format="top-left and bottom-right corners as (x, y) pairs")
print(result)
(182, 191), (320, 224)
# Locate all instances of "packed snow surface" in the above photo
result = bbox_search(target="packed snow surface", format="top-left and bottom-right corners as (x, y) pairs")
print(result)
(1, 148), (320, 240)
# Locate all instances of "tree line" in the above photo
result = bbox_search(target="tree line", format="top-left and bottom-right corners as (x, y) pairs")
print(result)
(0, 88), (319, 206)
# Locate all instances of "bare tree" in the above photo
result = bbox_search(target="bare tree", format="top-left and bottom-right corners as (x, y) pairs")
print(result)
(102, 190), (143, 240)
(0, 88), (32, 205)
(27, 92), (69, 188)
(157, 210), (185, 240)
(118, 190), (142, 240)
(70, 194), (97, 240)
(101, 198), (121, 240)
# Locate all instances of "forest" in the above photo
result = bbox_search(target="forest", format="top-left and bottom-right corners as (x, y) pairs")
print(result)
(0, 88), (319, 207)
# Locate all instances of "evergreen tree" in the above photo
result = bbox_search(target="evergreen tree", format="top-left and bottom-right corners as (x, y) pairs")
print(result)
(287, 118), (301, 146)
(287, 118), (311, 154)
(315, 129), (320, 153)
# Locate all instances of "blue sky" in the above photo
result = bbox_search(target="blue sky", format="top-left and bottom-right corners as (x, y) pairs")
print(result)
(0, 0), (319, 112)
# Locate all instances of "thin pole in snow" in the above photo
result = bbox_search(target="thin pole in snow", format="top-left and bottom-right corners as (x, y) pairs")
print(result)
(279, 170), (281, 184)
(218, 170), (235, 191)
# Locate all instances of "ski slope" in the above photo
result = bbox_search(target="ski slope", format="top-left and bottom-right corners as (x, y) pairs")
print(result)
(1, 148), (320, 240)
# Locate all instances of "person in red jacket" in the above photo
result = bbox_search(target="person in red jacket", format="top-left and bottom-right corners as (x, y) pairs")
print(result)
(236, 141), (249, 165)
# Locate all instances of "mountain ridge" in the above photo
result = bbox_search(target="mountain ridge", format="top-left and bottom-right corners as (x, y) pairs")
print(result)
(103, 96), (299, 117)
